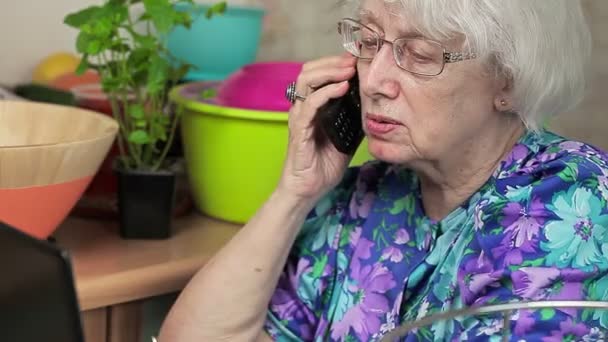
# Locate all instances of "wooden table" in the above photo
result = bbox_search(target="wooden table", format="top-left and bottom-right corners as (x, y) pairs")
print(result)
(54, 214), (241, 342)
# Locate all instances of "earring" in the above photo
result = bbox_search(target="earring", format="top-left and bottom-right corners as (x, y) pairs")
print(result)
(500, 99), (508, 107)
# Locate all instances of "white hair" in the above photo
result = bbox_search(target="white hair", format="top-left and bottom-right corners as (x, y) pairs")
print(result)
(342, 0), (593, 130)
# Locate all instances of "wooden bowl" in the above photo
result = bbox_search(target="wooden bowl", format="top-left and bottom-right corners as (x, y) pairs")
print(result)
(0, 100), (119, 238)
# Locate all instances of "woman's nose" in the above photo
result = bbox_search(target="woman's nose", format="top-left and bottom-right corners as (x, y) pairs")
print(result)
(361, 44), (400, 100)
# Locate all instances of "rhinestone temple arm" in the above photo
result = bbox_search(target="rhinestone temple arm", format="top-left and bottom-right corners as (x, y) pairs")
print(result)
(444, 51), (477, 63)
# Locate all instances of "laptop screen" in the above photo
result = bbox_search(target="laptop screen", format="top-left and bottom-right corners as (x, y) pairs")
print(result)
(0, 221), (84, 342)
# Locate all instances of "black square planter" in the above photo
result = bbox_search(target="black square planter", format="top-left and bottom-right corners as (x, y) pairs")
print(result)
(115, 167), (176, 239)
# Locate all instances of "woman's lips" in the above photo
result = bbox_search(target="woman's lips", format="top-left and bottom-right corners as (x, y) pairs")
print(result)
(365, 113), (403, 135)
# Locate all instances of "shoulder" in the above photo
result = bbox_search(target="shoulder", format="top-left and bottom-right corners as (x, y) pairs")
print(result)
(489, 130), (608, 203)
(477, 130), (608, 270)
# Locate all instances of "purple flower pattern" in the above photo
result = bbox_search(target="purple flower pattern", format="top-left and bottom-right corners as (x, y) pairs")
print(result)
(264, 130), (608, 341)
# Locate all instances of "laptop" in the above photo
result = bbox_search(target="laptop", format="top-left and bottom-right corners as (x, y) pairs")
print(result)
(0, 221), (85, 342)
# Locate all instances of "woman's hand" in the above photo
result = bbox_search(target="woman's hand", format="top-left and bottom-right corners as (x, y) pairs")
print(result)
(277, 53), (358, 201)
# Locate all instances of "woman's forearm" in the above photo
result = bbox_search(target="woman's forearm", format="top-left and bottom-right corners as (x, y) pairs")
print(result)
(158, 188), (316, 342)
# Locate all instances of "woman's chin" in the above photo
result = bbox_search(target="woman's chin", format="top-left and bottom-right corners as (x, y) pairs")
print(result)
(367, 138), (412, 164)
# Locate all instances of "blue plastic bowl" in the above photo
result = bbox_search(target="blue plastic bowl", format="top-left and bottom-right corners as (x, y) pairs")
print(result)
(167, 4), (265, 81)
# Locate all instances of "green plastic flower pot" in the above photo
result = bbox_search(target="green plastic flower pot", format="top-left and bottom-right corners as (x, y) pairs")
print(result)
(170, 82), (372, 223)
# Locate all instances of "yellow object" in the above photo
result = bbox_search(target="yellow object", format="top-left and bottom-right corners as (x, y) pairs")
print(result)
(32, 52), (81, 84)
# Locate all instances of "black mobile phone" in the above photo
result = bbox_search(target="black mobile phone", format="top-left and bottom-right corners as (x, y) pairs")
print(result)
(312, 75), (364, 155)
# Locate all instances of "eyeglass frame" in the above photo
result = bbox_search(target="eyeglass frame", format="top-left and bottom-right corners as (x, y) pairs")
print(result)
(337, 18), (477, 77)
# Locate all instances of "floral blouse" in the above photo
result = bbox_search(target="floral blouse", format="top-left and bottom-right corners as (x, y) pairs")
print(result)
(263, 130), (608, 341)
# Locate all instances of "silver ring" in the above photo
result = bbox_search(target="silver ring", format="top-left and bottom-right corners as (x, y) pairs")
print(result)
(285, 82), (306, 104)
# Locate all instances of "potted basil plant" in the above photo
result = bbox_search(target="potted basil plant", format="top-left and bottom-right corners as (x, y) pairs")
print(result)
(64, 0), (226, 238)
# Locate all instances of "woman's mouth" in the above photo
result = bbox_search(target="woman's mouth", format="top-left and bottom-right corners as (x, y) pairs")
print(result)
(364, 113), (403, 135)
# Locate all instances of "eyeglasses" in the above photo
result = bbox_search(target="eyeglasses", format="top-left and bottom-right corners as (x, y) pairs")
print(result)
(338, 18), (477, 77)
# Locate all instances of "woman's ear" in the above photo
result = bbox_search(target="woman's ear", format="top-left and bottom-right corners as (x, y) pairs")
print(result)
(494, 97), (511, 112)
(494, 72), (514, 112)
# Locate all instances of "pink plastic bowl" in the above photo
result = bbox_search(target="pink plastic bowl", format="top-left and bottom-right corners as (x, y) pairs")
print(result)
(215, 61), (304, 112)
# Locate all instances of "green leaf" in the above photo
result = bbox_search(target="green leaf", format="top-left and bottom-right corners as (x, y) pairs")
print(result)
(75, 32), (93, 54)
(80, 22), (94, 35)
(129, 30), (157, 50)
(169, 63), (192, 83)
(132, 70), (148, 87)
(127, 48), (151, 69)
(200, 88), (217, 99)
(137, 13), (151, 22)
(520, 258), (544, 267)
(135, 120), (147, 128)
(129, 104), (145, 119)
(86, 39), (102, 54)
(174, 12), (192, 28)
(558, 163), (578, 183)
(205, 2), (227, 19)
(339, 229), (350, 247)
(64, 6), (102, 28)
(490, 227), (502, 235)
(540, 308), (555, 320)
(389, 197), (407, 215)
(102, 61), (123, 78)
(128, 130), (151, 145)
(75, 55), (89, 75)
(150, 117), (168, 141)
(112, 3), (129, 23)
(312, 254), (328, 278)
(143, 0), (174, 34)
(90, 18), (115, 39)
(110, 42), (131, 52)
(419, 327), (433, 340)
(147, 55), (169, 95)
(127, 48), (152, 86)
(158, 114), (171, 125)
(582, 308), (592, 321)
(464, 248), (476, 256)
(101, 77), (121, 93)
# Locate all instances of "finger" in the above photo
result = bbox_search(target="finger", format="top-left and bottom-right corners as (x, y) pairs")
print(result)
(296, 56), (356, 92)
(288, 65), (355, 118)
(296, 66), (356, 95)
(298, 80), (350, 124)
(287, 80), (350, 132)
(301, 53), (357, 74)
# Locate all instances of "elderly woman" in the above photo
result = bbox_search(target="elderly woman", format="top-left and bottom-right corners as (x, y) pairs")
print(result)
(159, 0), (608, 341)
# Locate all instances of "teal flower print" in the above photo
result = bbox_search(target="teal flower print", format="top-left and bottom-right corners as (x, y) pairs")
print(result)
(504, 184), (534, 202)
(311, 221), (339, 251)
(590, 274), (608, 328)
(598, 172), (608, 200)
(542, 186), (608, 268)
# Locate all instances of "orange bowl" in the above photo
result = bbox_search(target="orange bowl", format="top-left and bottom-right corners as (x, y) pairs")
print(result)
(50, 70), (101, 92)
(0, 101), (118, 239)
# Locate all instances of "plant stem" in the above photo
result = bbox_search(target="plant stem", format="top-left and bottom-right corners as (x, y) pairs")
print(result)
(95, 54), (128, 167)
(152, 106), (180, 171)
(99, 51), (140, 170)
(108, 97), (128, 164)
